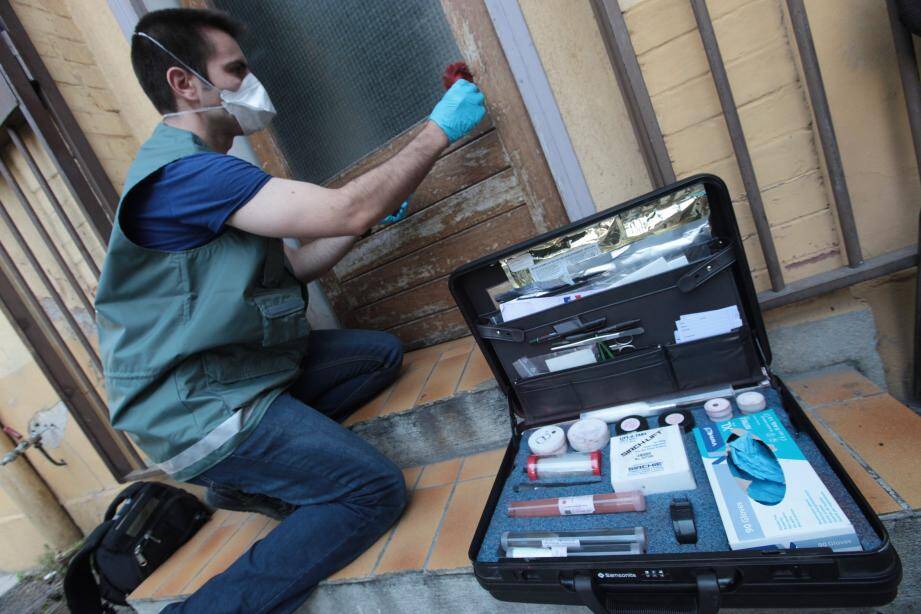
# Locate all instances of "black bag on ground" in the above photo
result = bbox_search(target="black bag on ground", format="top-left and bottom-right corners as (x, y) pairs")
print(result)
(64, 481), (211, 613)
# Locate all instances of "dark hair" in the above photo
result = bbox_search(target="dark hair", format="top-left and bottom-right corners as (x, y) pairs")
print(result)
(131, 8), (244, 114)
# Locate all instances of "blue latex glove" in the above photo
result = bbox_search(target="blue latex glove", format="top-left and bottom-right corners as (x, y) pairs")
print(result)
(429, 79), (486, 143)
(380, 200), (409, 225)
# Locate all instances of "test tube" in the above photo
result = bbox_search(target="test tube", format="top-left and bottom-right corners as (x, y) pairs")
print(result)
(507, 491), (646, 518)
(501, 528), (647, 552)
(504, 543), (642, 558)
(525, 451), (601, 481)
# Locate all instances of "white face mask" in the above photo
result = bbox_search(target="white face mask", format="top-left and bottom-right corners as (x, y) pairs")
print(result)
(136, 32), (276, 135)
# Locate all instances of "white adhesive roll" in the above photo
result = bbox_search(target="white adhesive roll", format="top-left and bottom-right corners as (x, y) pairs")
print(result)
(704, 397), (731, 416)
(736, 391), (766, 414)
(528, 425), (567, 456)
(566, 418), (610, 453)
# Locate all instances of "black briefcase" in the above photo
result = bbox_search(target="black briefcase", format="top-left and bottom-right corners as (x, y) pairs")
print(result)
(448, 175), (900, 612)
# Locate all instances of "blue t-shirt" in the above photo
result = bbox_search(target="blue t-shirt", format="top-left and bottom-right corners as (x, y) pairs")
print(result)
(122, 152), (272, 251)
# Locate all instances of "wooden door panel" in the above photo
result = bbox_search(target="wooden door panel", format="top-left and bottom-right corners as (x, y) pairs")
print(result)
(335, 204), (535, 311)
(189, 0), (571, 349)
(389, 306), (470, 349)
(404, 128), (510, 218)
(350, 276), (455, 331)
(333, 165), (521, 281)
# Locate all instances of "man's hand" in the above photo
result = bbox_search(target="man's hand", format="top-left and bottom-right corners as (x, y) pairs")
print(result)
(429, 79), (486, 143)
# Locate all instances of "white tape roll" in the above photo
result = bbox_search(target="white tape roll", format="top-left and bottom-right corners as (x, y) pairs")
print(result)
(528, 425), (567, 456)
(566, 418), (610, 453)
(704, 398), (731, 415)
(736, 391), (766, 414)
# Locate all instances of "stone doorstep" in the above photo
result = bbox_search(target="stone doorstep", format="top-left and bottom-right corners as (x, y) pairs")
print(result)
(129, 366), (921, 612)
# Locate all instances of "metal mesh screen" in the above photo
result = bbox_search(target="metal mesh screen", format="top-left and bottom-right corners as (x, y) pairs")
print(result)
(214, 0), (462, 184)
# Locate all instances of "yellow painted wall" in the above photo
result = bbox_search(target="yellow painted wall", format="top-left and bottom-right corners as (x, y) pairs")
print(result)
(491, 0), (917, 395)
(518, 0), (653, 210)
(623, 0), (844, 292)
(801, 0), (921, 258)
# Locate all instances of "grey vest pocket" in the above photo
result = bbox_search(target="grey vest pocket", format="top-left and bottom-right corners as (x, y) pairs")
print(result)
(254, 288), (311, 347)
(202, 347), (300, 384)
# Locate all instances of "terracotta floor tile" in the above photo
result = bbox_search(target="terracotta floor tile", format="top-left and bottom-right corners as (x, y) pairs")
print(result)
(130, 512), (228, 600)
(459, 447), (505, 481)
(416, 458), (462, 489)
(817, 395), (921, 508)
(327, 526), (394, 582)
(788, 368), (881, 407)
(375, 484), (452, 574)
(417, 353), (470, 405)
(805, 415), (902, 515)
(255, 519), (279, 541)
(343, 383), (394, 427)
(427, 477), (493, 570)
(219, 511), (252, 527)
(438, 336), (475, 359)
(378, 360), (437, 416)
(152, 524), (239, 598)
(402, 466), (423, 491)
(457, 348), (495, 392)
(404, 344), (445, 366)
(184, 516), (272, 593)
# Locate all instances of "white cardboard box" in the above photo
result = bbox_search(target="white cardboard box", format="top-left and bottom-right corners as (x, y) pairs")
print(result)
(610, 424), (697, 495)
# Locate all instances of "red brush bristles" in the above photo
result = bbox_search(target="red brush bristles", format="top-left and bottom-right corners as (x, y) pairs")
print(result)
(443, 61), (474, 90)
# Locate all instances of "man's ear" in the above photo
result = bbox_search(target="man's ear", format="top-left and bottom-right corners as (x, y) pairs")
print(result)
(165, 66), (201, 107)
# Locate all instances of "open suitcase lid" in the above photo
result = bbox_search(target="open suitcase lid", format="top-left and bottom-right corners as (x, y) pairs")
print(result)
(449, 174), (770, 424)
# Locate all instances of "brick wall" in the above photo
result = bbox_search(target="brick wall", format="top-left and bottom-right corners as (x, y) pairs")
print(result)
(11, 0), (140, 191)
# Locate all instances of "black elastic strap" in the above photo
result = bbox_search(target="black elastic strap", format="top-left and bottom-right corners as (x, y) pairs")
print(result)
(671, 496), (698, 544)
(677, 246), (735, 293)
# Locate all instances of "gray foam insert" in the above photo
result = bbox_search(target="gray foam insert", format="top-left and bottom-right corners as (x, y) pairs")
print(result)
(475, 385), (882, 562)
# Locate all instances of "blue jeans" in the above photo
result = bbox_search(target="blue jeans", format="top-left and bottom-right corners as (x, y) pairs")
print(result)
(166, 329), (407, 613)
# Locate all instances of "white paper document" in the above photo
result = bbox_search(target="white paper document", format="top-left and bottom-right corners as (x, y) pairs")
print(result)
(674, 305), (742, 343)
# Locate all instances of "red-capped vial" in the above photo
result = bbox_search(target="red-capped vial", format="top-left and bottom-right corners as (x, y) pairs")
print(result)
(525, 451), (602, 481)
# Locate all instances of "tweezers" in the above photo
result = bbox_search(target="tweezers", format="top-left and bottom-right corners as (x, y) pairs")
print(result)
(550, 326), (645, 351)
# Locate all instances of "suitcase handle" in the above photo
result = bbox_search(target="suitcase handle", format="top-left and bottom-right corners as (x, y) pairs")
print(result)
(572, 572), (721, 614)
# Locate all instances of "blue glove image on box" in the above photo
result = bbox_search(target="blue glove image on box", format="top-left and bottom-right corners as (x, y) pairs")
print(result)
(727, 433), (786, 505)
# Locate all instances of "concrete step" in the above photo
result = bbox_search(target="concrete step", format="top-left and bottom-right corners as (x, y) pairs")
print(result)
(343, 337), (511, 468)
(129, 366), (921, 613)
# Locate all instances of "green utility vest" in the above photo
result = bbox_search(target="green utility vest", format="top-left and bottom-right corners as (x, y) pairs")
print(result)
(95, 123), (309, 481)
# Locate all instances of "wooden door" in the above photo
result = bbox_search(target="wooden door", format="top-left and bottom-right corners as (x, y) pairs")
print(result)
(190, 0), (570, 350)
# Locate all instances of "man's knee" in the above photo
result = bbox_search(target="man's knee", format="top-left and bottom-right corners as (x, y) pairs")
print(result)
(358, 460), (407, 527)
(377, 331), (403, 374)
